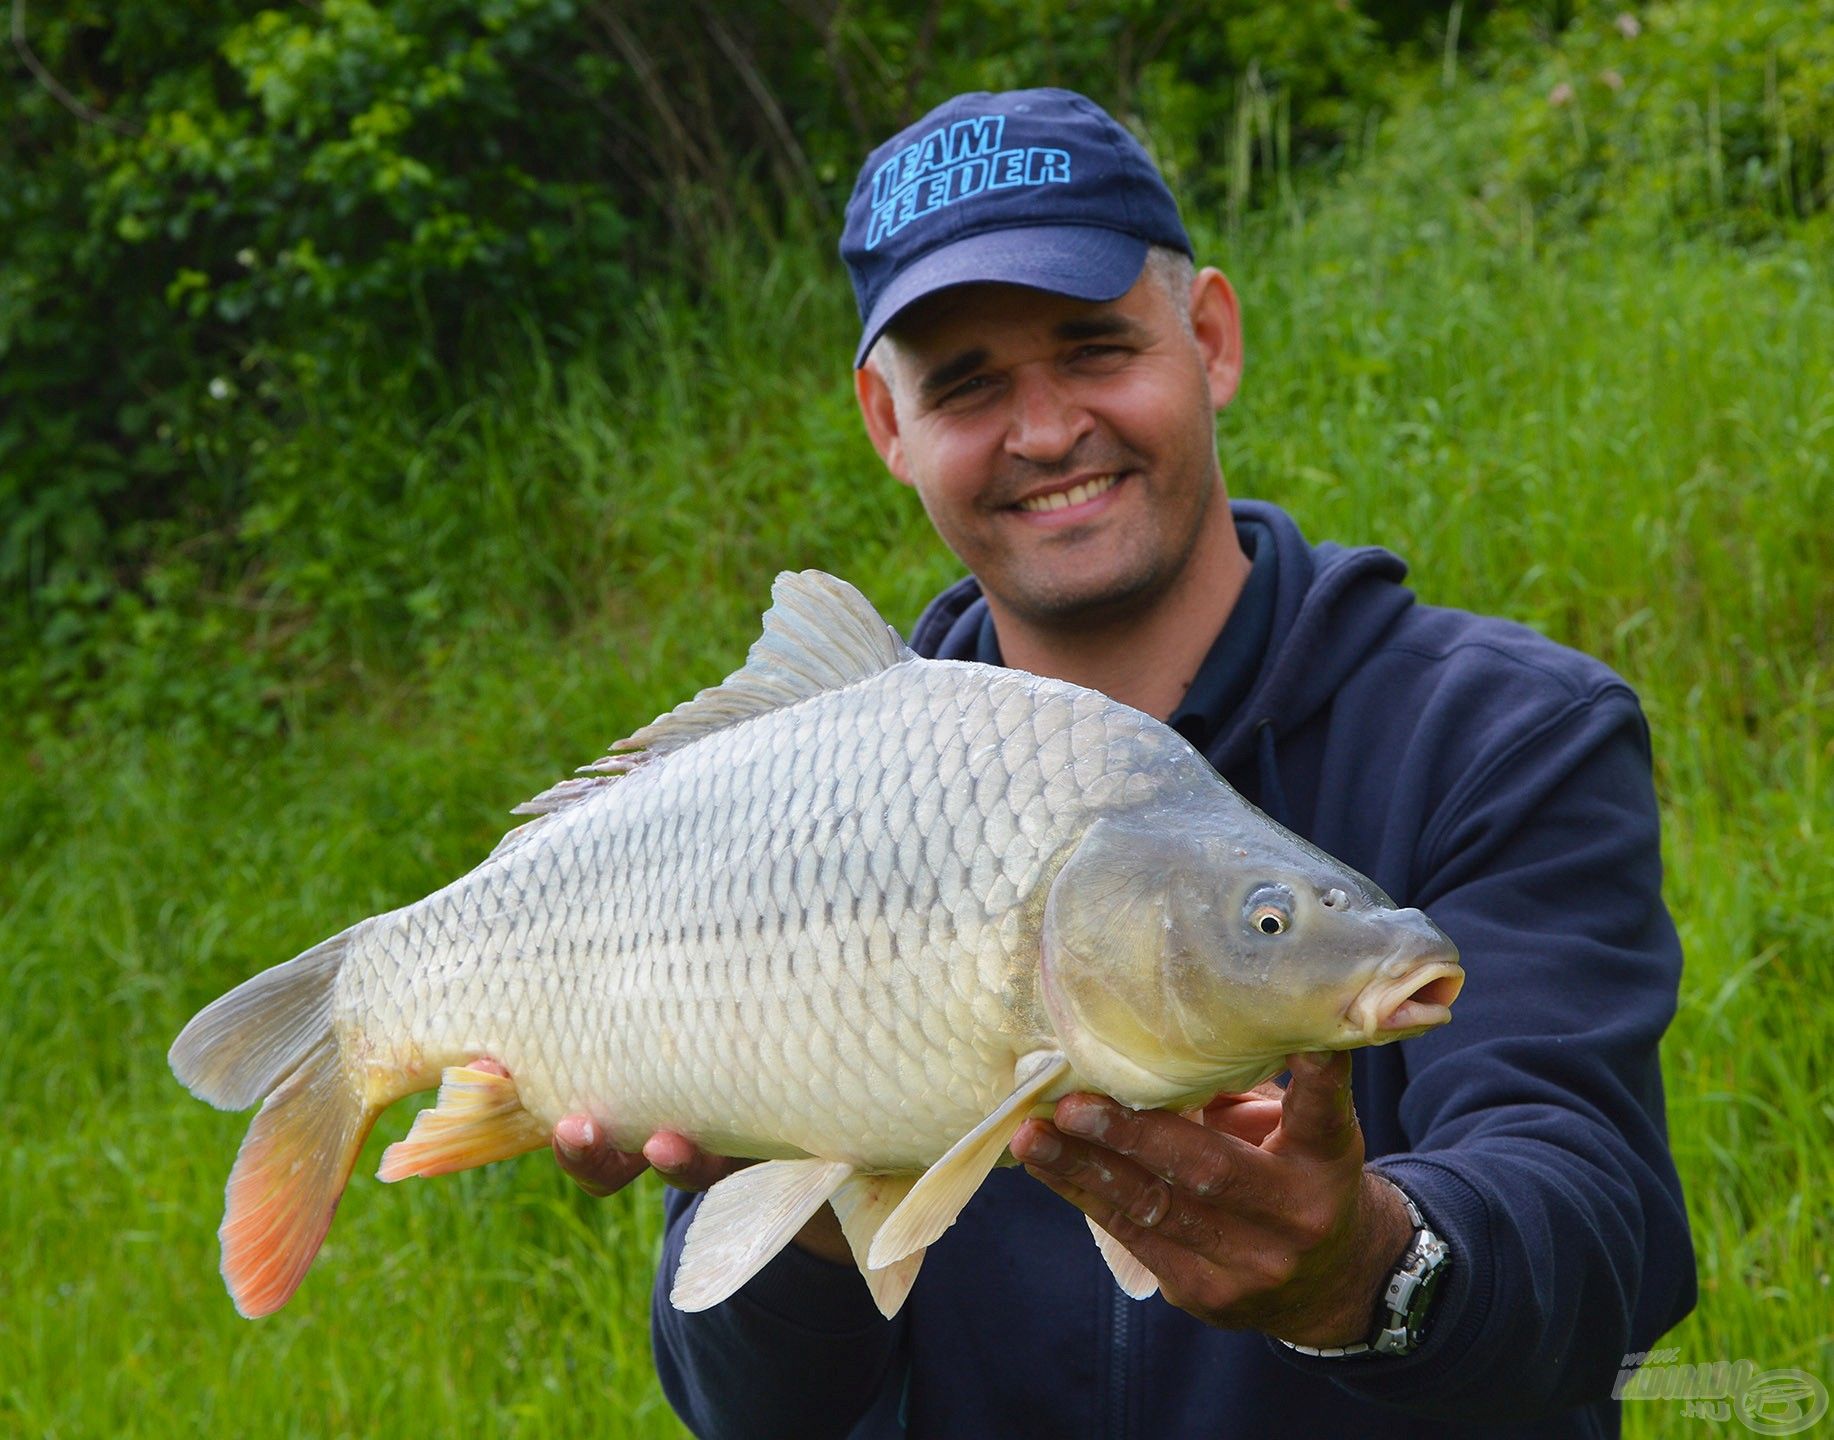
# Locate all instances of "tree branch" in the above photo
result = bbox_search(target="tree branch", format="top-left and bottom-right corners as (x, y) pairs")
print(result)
(10, 0), (142, 136)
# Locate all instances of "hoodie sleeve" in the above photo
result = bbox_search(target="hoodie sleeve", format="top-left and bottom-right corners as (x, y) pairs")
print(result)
(1270, 679), (1697, 1417)
(651, 1186), (907, 1439)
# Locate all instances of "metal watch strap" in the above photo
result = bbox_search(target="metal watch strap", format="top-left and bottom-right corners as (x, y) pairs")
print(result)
(1277, 1178), (1448, 1359)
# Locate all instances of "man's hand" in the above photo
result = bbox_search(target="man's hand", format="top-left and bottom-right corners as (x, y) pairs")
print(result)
(1008, 1051), (1414, 1347)
(467, 1058), (852, 1264)
(552, 1113), (740, 1196)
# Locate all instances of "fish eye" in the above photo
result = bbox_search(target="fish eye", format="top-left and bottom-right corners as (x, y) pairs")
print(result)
(1244, 885), (1294, 937)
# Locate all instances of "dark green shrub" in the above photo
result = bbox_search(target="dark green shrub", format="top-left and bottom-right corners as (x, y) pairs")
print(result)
(2, 0), (1381, 731)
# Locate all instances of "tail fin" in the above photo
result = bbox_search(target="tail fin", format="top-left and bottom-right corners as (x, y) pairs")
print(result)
(218, 1039), (376, 1316)
(170, 929), (352, 1110)
(169, 927), (380, 1317)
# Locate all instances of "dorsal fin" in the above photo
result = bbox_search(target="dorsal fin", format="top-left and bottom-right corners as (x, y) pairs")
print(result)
(611, 569), (911, 761)
(502, 571), (910, 835)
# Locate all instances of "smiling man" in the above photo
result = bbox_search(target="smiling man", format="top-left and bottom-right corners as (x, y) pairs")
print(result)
(550, 89), (1696, 1437)
(857, 263), (1252, 726)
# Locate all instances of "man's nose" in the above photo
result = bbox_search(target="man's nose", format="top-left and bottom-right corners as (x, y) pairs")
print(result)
(1003, 368), (1093, 464)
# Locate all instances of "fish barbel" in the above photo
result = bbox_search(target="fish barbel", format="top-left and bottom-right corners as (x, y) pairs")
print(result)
(170, 571), (1462, 1319)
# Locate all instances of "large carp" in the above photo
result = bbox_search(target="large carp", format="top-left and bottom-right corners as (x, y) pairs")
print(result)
(170, 570), (1462, 1320)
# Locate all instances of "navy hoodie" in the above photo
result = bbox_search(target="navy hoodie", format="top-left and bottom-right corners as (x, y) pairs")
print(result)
(651, 499), (1696, 1438)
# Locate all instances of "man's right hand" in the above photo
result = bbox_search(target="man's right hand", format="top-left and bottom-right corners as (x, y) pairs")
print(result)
(551, 1113), (739, 1196)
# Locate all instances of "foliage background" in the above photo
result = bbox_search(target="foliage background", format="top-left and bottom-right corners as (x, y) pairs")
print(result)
(3, 1), (1829, 1435)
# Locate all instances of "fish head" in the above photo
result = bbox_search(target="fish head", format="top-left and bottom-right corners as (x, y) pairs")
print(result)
(1040, 806), (1462, 1108)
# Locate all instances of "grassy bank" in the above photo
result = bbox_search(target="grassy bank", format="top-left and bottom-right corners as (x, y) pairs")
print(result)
(5, 87), (1831, 1440)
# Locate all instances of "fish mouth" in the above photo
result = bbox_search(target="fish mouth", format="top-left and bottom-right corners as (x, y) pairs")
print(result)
(1349, 962), (1466, 1042)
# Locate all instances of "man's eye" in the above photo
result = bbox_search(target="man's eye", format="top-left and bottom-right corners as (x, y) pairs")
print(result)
(1073, 344), (1127, 362)
(940, 376), (991, 403)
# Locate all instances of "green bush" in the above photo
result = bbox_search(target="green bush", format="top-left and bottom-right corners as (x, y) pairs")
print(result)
(1461, 0), (1834, 238)
(1, 0), (1380, 733)
(14, 0), (1830, 739)
(1, 0), (633, 603)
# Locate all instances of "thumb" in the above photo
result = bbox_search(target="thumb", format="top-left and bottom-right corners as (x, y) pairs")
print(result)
(1272, 1051), (1359, 1160)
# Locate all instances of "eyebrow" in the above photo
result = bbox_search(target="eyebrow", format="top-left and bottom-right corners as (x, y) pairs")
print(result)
(1053, 312), (1147, 344)
(919, 347), (990, 400)
(916, 313), (1148, 399)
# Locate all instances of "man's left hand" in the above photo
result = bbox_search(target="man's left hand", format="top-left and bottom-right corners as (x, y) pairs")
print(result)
(1009, 1051), (1413, 1347)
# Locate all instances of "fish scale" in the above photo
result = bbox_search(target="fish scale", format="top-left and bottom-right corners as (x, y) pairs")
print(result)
(171, 569), (1463, 1321)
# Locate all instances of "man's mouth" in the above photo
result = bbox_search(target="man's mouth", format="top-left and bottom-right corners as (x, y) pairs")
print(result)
(1012, 473), (1124, 514)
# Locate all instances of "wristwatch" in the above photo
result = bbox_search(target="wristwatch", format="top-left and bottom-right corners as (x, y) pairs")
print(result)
(1278, 1177), (1449, 1358)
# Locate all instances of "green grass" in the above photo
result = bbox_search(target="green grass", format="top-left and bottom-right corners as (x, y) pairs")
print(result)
(4, 85), (1831, 1438)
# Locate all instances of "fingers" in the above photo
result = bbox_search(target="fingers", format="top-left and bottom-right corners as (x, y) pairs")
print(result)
(1018, 1148), (1205, 1295)
(1017, 1076), (1375, 1335)
(1047, 1094), (1271, 1207)
(1272, 1052), (1359, 1161)
(642, 1132), (743, 1192)
(1013, 1117), (1174, 1229)
(464, 1056), (730, 1198)
(549, 1116), (740, 1197)
(1205, 1079), (1284, 1108)
(1198, 1091), (1283, 1146)
(552, 1114), (651, 1198)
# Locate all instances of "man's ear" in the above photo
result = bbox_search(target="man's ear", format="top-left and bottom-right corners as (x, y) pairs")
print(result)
(1189, 267), (1244, 411)
(855, 357), (911, 485)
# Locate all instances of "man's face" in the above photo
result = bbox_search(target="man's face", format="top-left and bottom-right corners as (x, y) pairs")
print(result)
(856, 263), (1242, 628)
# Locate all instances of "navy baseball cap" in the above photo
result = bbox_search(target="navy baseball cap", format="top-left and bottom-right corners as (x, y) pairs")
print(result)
(841, 88), (1192, 368)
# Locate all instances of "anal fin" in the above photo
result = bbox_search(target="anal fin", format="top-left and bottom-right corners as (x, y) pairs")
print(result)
(868, 1049), (1070, 1270)
(1087, 1215), (1160, 1300)
(672, 1158), (855, 1312)
(377, 1065), (552, 1182)
(831, 1173), (923, 1318)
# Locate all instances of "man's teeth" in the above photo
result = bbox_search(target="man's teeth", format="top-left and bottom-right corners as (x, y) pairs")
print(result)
(1016, 474), (1121, 513)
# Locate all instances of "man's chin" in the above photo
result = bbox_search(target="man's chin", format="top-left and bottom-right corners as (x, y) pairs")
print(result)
(995, 561), (1169, 630)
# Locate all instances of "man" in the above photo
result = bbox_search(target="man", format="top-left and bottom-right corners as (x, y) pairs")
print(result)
(537, 88), (1696, 1435)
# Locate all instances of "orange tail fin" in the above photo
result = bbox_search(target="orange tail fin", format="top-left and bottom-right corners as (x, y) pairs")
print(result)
(171, 926), (378, 1317)
(220, 1041), (378, 1317)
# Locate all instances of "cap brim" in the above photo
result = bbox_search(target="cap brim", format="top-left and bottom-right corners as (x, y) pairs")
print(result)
(853, 225), (1149, 368)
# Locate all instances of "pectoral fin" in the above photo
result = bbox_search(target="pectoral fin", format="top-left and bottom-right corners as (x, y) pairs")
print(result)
(377, 1065), (551, 1182)
(672, 1158), (855, 1312)
(831, 1174), (923, 1318)
(1086, 1215), (1160, 1300)
(867, 1049), (1070, 1270)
